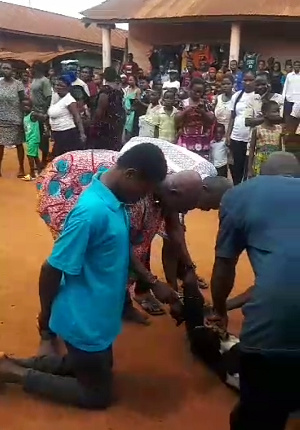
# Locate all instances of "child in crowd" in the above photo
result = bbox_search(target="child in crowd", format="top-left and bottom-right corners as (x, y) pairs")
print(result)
(138, 89), (161, 138)
(248, 100), (282, 177)
(163, 70), (181, 92)
(210, 123), (228, 177)
(22, 99), (42, 181)
(176, 88), (188, 110)
(152, 90), (178, 142)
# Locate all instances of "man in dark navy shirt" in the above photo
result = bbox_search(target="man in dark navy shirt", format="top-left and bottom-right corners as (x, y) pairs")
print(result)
(211, 173), (300, 430)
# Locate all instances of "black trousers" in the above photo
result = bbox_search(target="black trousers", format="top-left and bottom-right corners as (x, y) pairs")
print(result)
(52, 128), (83, 158)
(229, 140), (248, 185)
(284, 100), (294, 122)
(21, 343), (113, 409)
(230, 352), (300, 430)
(216, 165), (228, 178)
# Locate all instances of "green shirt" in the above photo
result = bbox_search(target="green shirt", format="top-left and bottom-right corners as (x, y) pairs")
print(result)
(24, 113), (40, 145)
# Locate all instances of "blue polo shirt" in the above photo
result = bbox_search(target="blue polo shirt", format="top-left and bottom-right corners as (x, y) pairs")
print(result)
(216, 175), (300, 356)
(48, 170), (130, 352)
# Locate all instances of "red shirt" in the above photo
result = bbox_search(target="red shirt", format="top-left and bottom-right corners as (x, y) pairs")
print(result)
(181, 71), (202, 88)
(87, 81), (99, 97)
(122, 62), (139, 77)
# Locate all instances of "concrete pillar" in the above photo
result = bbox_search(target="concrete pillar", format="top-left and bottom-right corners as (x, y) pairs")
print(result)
(102, 26), (112, 68)
(229, 23), (241, 62)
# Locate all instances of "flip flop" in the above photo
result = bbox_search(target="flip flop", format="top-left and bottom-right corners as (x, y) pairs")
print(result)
(134, 295), (166, 316)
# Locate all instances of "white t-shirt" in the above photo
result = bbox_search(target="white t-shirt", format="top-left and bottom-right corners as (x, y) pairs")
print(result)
(162, 80), (180, 92)
(291, 102), (300, 119)
(210, 139), (228, 168)
(230, 91), (255, 142)
(48, 93), (76, 132)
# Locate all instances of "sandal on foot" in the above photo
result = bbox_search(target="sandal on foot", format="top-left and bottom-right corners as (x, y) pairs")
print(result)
(21, 174), (36, 182)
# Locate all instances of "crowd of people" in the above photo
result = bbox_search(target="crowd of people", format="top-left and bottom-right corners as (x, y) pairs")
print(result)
(0, 53), (300, 430)
(1, 54), (300, 181)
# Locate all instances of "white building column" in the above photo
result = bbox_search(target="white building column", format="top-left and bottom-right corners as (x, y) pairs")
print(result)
(229, 23), (241, 62)
(102, 26), (112, 68)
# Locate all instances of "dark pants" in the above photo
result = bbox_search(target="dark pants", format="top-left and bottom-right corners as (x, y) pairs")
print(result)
(22, 343), (113, 409)
(284, 100), (294, 122)
(230, 352), (300, 430)
(216, 165), (228, 178)
(230, 140), (248, 185)
(52, 128), (83, 158)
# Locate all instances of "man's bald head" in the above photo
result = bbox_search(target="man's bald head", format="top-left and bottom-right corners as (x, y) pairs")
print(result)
(159, 172), (232, 213)
(159, 171), (203, 213)
(200, 176), (233, 210)
(260, 152), (300, 177)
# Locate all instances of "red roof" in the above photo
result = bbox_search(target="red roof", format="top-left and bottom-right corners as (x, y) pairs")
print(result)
(0, 1), (127, 49)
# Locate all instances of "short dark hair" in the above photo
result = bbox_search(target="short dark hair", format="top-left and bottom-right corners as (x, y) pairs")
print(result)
(215, 123), (226, 133)
(117, 143), (168, 183)
(261, 100), (279, 115)
(103, 67), (118, 82)
(163, 89), (176, 98)
(222, 74), (234, 85)
(256, 71), (270, 83)
(32, 60), (46, 73)
(190, 77), (205, 88)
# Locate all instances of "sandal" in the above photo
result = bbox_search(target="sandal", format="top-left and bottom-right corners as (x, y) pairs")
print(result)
(134, 294), (166, 316)
(21, 174), (36, 182)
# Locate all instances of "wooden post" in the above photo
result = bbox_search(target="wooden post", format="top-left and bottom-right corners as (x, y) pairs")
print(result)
(229, 23), (241, 62)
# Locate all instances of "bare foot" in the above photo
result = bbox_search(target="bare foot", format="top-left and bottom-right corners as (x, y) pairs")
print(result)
(17, 169), (25, 178)
(123, 306), (151, 326)
(37, 339), (60, 357)
(0, 353), (25, 384)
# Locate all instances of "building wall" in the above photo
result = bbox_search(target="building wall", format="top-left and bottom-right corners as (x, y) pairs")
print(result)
(128, 21), (300, 71)
(0, 31), (123, 68)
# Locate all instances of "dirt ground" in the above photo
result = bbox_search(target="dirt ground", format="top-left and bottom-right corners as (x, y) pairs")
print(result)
(0, 150), (299, 430)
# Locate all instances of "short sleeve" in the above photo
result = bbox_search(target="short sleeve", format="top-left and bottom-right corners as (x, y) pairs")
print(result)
(42, 78), (52, 99)
(291, 102), (300, 119)
(47, 203), (102, 275)
(215, 191), (246, 260)
(150, 112), (160, 127)
(64, 93), (76, 107)
(229, 92), (238, 112)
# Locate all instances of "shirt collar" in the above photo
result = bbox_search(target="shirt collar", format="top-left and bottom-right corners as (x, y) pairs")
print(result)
(159, 106), (177, 115)
(91, 168), (122, 212)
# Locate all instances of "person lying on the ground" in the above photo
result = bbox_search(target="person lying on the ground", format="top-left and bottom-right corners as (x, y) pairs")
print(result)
(209, 172), (300, 430)
(0, 143), (181, 410)
(171, 282), (240, 390)
(121, 137), (232, 294)
(37, 139), (230, 323)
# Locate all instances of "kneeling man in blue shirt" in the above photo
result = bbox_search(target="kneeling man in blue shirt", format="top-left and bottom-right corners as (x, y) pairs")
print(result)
(0, 143), (172, 409)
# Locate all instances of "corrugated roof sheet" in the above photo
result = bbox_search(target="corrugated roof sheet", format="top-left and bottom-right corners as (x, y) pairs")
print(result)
(82, 0), (300, 21)
(82, 0), (144, 22)
(0, 1), (126, 49)
(0, 50), (94, 66)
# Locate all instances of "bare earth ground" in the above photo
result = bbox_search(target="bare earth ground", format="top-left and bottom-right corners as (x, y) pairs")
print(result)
(0, 150), (299, 430)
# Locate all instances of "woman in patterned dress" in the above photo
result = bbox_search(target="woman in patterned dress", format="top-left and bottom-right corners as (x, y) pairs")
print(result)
(175, 78), (215, 160)
(88, 67), (125, 150)
(0, 62), (25, 177)
(248, 101), (283, 177)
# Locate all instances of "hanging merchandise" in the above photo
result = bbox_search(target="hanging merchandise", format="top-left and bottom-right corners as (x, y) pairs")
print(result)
(244, 52), (260, 73)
